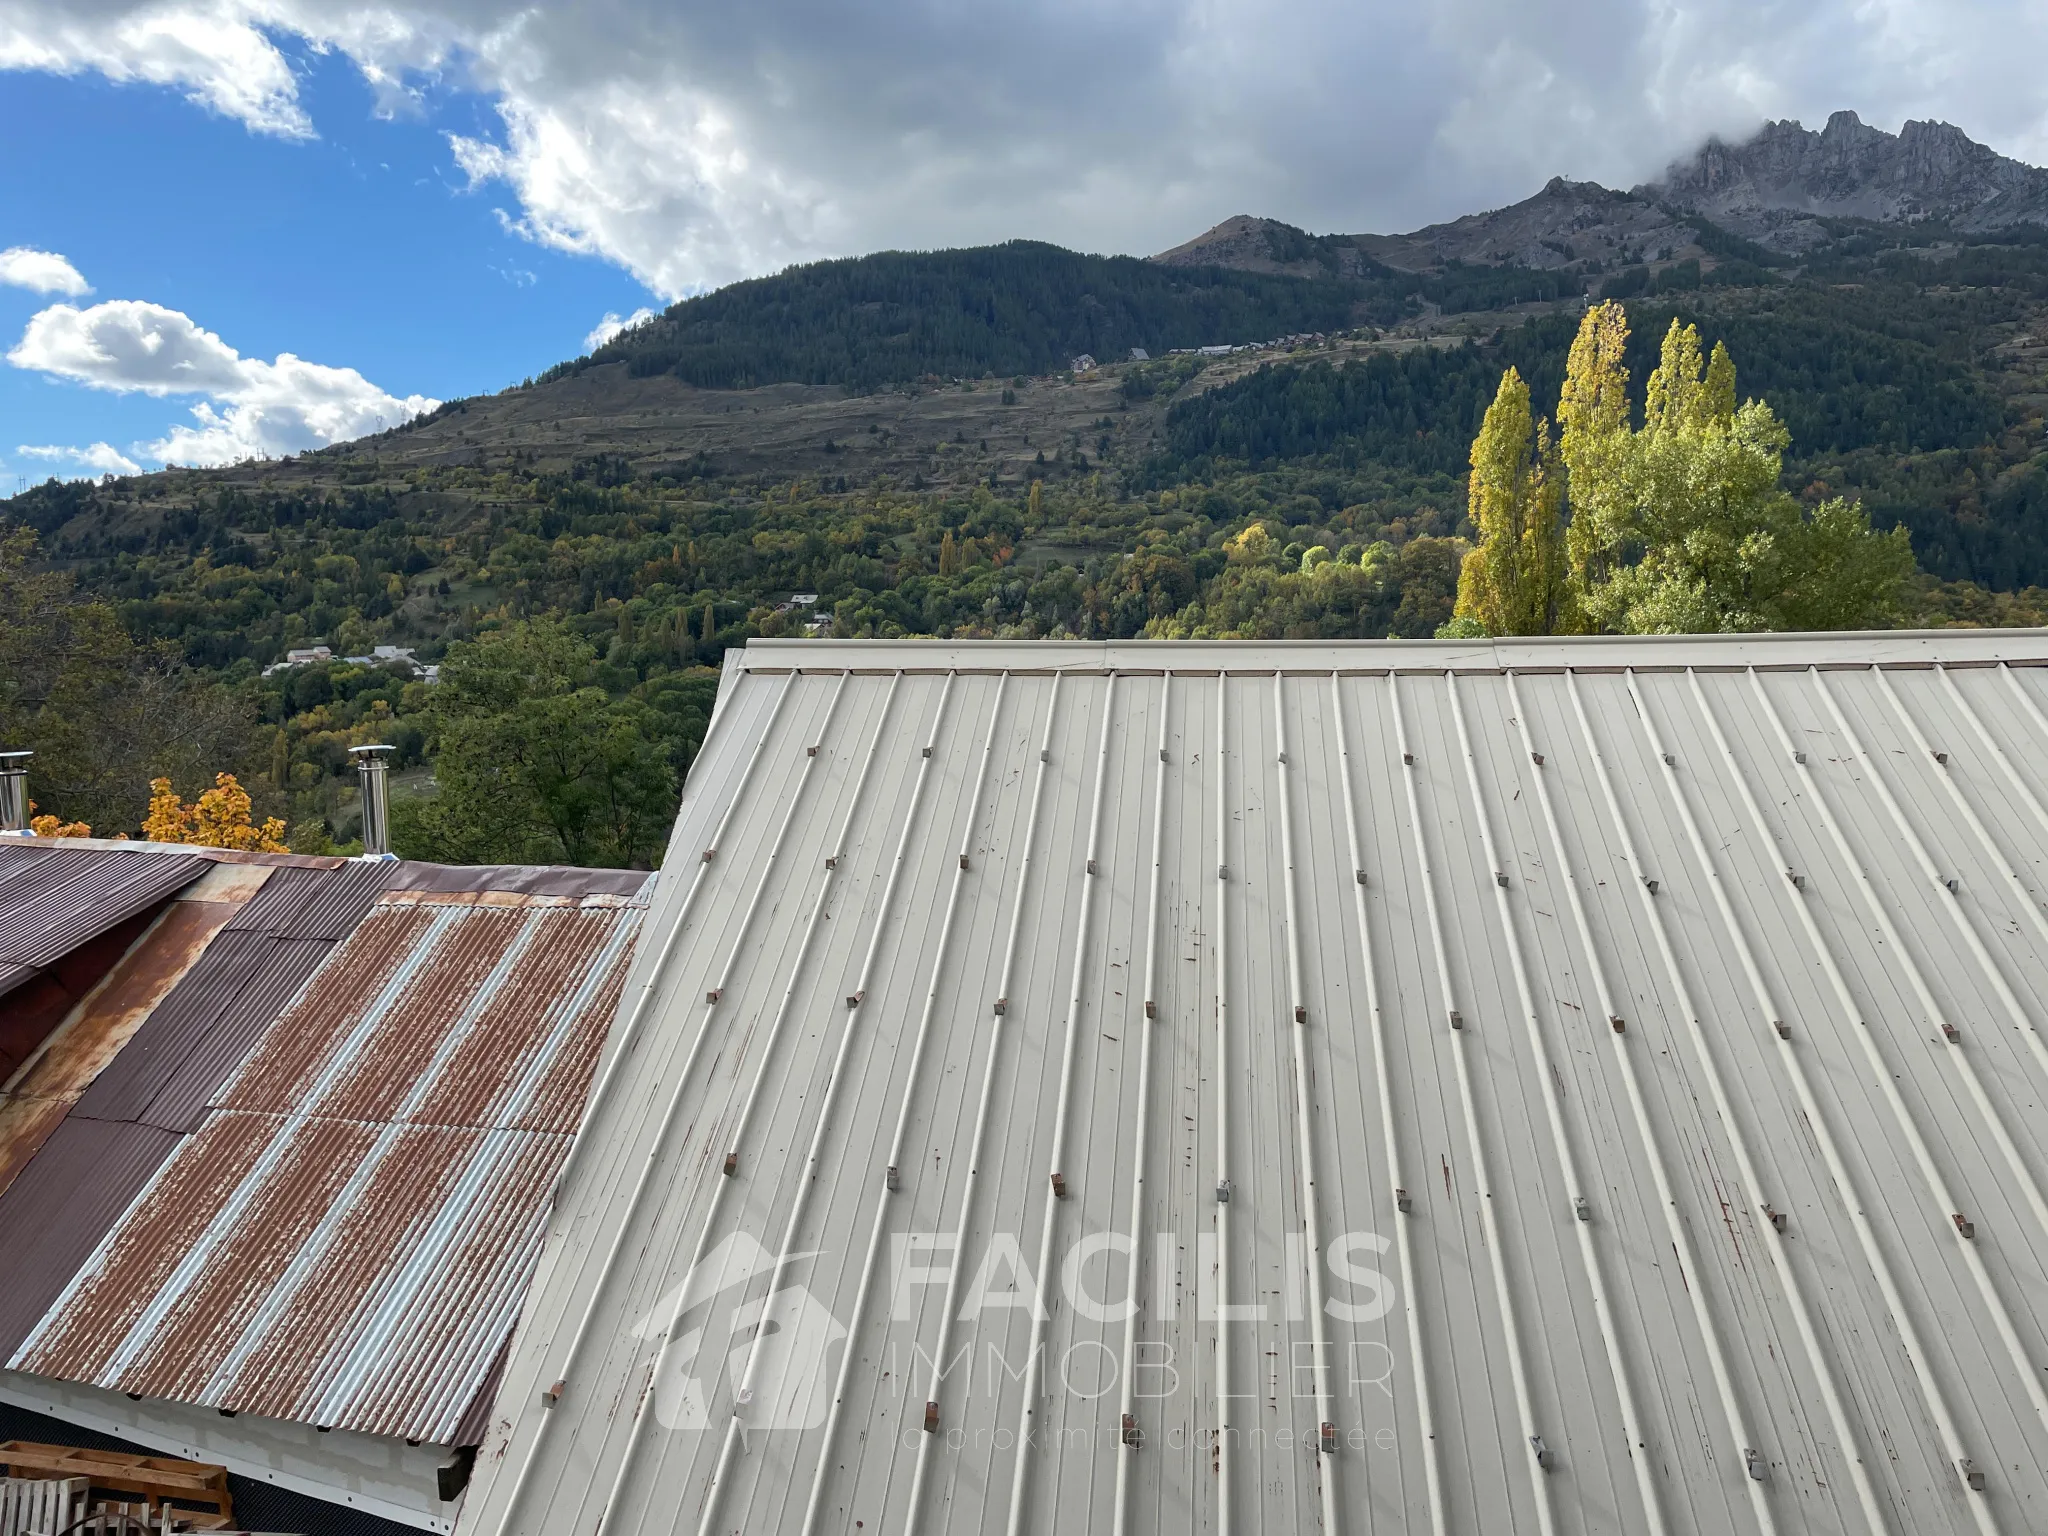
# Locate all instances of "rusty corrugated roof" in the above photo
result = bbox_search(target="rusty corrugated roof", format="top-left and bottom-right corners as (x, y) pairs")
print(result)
(0, 848), (210, 997)
(1, 863), (642, 1447)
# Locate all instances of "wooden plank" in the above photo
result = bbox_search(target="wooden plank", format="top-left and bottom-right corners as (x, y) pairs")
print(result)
(0, 1447), (229, 1524)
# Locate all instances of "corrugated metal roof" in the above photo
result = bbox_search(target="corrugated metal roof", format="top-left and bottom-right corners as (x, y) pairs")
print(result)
(461, 632), (2048, 1536)
(0, 848), (208, 998)
(9, 886), (641, 1445)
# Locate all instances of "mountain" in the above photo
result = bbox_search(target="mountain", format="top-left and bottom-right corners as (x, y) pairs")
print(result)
(4, 109), (2048, 852)
(1645, 110), (2048, 251)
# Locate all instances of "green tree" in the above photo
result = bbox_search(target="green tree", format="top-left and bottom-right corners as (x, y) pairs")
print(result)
(1563, 316), (1913, 633)
(1453, 367), (1575, 635)
(395, 620), (677, 868)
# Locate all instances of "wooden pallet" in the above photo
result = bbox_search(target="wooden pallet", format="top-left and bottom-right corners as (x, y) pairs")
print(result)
(0, 1449), (231, 1530)
(0, 1476), (89, 1536)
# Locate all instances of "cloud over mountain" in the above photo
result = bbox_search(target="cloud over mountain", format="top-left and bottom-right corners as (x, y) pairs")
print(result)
(8, 298), (438, 467)
(0, 1), (2044, 304)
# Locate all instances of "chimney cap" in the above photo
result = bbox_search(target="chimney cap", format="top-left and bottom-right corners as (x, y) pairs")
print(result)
(348, 743), (395, 760)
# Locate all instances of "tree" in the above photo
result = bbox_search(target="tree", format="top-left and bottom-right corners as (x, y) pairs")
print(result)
(1557, 313), (1912, 633)
(143, 774), (288, 851)
(0, 523), (256, 834)
(1453, 367), (1575, 635)
(394, 620), (677, 868)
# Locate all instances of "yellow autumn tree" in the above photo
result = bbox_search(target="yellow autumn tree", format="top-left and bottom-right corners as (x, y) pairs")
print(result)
(1558, 299), (1634, 596)
(1453, 367), (1576, 635)
(143, 773), (287, 852)
(28, 803), (91, 838)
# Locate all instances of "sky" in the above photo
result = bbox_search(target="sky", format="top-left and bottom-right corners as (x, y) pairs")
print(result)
(2, 0), (2045, 485)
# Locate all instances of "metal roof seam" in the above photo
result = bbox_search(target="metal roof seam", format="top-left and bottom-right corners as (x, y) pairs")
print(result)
(1595, 670), (1885, 1528)
(1695, 669), (1996, 1521)
(1391, 672), (1555, 1528)
(695, 672), (960, 1536)
(903, 671), (1062, 1533)
(1274, 674), (1341, 1525)
(797, 671), (1011, 1536)
(487, 669), (817, 1536)
(1332, 672), (1446, 1535)
(613, 671), (904, 1534)
(1210, 669), (1241, 1535)
(1506, 670), (1776, 1533)
(1110, 674), (1174, 1536)
(1003, 670), (1117, 1536)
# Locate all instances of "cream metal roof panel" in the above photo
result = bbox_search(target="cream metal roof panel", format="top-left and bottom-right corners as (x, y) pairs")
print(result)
(463, 636), (2048, 1536)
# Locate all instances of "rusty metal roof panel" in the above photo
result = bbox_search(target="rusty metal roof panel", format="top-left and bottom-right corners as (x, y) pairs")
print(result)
(279, 860), (396, 942)
(7, 888), (643, 1445)
(69, 929), (279, 1125)
(0, 1118), (182, 1358)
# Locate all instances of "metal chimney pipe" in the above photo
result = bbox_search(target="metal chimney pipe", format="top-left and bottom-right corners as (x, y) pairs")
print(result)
(0, 751), (31, 834)
(350, 744), (395, 858)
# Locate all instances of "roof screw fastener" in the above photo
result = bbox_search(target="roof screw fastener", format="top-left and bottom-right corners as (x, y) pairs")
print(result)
(1122, 1412), (1142, 1448)
(1531, 751), (1544, 766)
(806, 745), (818, 757)
(1643, 878), (1659, 894)
(1403, 752), (1415, 766)
(1610, 1015), (1627, 1034)
(847, 991), (864, 1009)
(1218, 865), (1229, 881)
(1934, 750), (1950, 765)
(702, 849), (716, 863)
(1662, 752), (1675, 766)
(1788, 871), (1806, 889)
(1087, 858), (1098, 875)
(1145, 1000), (1157, 1019)
(1745, 1448), (1767, 1482)
(1050, 1172), (1067, 1199)
(1495, 871), (1510, 888)
(1765, 1204), (1788, 1234)
(1294, 1004), (1307, 1024)
(1320, 1422), (1338, 1455)
(1945, 877), (1959, 894)
(1355, 868), (1368, 886)
(993, 998), (1007, 1015)
(542, 1379), (565, 1407)
(1040, 748), (1050, 763)
(1961, 1458), (1986, 1492)
(1449, 1009), (1464, 1031)
(1159, 748), (1169, 763)
(824, 855), (838, 869)
(1574, 1196), (1591, 1222)
(921, 744), (932, 758)
(1954, 1212), (1976, 1238)
(1216, 1178), (1232, 1204)
(886, 1165), (901, 1192)
(959, 853), (970, 870)
(925, 1401), (940, 1434)
(1943, 1022), (1960, 1043)
(1395, 1187), (1413, 1214)
(1278, 751), (1288, 765)
(723, 1152), (738, 1177)
(1774, 1020), (1792, 1040)
(706, 988), (722, 1004)
(1794, 751), (1807, 765)
(1530, 1436), (1553, 1471)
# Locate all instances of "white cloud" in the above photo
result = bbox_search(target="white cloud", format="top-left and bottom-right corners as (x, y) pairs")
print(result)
(583, 306), (655, 352)
(17, 441), (143, 475)
(1, 2), (2047, 299)
(7, 298), (438, 467)
(0, 247), (91, 296)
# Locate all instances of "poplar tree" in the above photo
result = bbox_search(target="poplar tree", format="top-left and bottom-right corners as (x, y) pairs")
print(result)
(1453, 367), (1575, 635)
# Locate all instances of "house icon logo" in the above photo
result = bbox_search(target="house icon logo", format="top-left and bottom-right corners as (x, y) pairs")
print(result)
(642, 1232), (848, 1433)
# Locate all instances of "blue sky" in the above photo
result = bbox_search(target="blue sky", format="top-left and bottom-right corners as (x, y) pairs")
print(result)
(2, 1), (2041, 485)
(0, 40), (659, 486)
